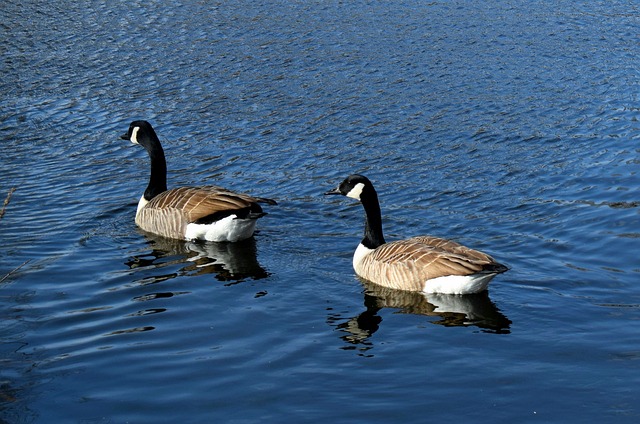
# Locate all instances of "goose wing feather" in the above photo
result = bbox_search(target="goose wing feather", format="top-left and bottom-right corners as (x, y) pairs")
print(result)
(136, 186), (275, 239)
(359, 236), (499, 291)
(148, 186), (275, 220)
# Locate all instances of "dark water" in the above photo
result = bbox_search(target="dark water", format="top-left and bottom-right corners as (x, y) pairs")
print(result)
(1, 0), (639, 422)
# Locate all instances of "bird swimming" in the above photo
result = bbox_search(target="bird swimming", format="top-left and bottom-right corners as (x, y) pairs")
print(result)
(121, 120), (276, 242)
(325, 174), (507, 294)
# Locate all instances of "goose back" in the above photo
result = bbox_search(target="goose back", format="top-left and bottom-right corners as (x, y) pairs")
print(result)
(135, 185), (272, 240)
(355, 236), (503, 292)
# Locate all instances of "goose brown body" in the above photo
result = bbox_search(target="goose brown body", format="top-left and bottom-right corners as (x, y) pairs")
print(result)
(135, 185), (273, 240)
(354, 236), (504, 293)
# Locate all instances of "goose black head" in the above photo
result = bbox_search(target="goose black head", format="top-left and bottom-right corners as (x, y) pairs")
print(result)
(324, 174), (374, 201)
(120, 120), (158, 147)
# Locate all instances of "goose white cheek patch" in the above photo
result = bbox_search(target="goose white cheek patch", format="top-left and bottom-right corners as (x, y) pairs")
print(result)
(346, 182), (365, 200)
(130, 126), (140, 144)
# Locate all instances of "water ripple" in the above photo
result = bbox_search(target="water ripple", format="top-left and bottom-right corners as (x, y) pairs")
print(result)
(2, 0), (640, 422)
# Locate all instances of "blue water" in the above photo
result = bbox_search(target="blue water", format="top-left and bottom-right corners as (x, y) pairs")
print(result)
(1, 0), (639, 422)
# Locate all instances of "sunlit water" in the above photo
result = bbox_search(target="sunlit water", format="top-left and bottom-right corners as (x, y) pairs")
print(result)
(1, 1), (639, 422)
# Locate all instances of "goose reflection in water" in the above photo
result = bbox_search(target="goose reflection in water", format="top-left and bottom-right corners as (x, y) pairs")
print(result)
(330, 281), (511, 355)
(125, 234), (270, 284)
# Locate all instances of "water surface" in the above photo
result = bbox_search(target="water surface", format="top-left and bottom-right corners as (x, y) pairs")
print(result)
(1, 1), (639, 423)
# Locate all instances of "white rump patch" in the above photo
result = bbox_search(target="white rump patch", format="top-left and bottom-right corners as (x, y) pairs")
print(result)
(422, 273), (496, 295)
(185, 215), (258, 242)
(130, 126), (140, 144)
(346, 182), (365, 200)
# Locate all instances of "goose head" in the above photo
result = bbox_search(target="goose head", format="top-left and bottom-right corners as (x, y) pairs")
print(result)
(324, 174), (374, 201)
(120, 120), (159, 150)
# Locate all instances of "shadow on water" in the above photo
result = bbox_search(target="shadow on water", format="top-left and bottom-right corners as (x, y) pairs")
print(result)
(0, 308), (38, 423)
(329, 281), (511, 356)
(0, 235), (272, 421)
(0, 379), (36, 424)
(125, 233), (271, 285)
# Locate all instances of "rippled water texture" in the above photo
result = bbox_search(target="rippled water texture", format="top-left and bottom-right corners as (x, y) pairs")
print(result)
(1, 1), (639, 422)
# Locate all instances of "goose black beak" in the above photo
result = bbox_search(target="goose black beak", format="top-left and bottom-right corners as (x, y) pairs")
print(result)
(324, 187), (342, 196)
(120, 132), (130, 140)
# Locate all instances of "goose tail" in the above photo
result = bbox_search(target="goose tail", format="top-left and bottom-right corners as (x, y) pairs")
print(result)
(254, 196), (277, 206)
(483, 263), (509, 275)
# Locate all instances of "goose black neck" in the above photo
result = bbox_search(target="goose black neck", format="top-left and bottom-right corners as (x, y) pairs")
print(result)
(360, 188), (386, 249)
(143, 136), (168, 201)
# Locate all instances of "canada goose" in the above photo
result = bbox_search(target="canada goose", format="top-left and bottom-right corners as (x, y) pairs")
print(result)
(121, 120), (276, 242)
(325, 174), (507, 294)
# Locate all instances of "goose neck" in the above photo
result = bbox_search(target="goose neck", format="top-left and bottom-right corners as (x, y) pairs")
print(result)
(361, 190), (386, 249)
(144, 139), (168, 200)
